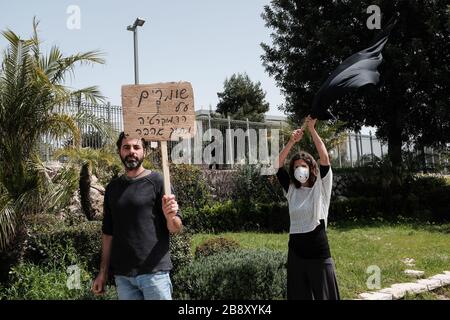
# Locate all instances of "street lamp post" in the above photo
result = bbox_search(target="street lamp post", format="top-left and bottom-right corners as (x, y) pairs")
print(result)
(126, 18), (158, 149)
(127, 18), (146, 85)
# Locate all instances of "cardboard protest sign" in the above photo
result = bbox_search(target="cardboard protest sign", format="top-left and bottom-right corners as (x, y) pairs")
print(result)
(121, 81), (196, 195)
(121, 82), (195, 141)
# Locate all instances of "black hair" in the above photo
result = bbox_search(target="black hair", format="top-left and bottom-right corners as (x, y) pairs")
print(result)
(288, 151), (318, 188)
(116, 132), (149, 152)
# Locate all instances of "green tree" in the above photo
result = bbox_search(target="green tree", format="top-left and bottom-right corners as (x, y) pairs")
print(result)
(216, 73), (270, 122)
(261, 0), (449, 171)
(0, 19), (106, 250)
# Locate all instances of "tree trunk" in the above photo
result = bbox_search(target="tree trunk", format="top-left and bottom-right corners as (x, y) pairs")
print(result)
(386, 105), (404, 192)
(421, 146), (427, 173)
(2, 157), (26, 200)
(387, 127), (403, 170)
(79, 163), (94, 221)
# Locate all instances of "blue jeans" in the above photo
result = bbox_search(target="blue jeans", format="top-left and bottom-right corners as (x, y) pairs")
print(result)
(114, 271), (173, 300)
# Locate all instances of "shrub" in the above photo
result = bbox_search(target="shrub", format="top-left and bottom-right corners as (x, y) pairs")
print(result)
(259, 202), (290, 232)
(328, 195), (442, 223)
(181, 201), (239, 233)
(194, 237), (240, 259)
(408, 175), (448, 195)
(23, 215), (102, 273)
(327, 170), (450, 222)
(233, 165), (285, 204)
(201, 169), (237, 203)
(181, 200), (250, 233)
(173, 249), (287, 300)
(422, 185), (450, 222)
(329, 197), (385, 222)
(182, 190), (446, 233)
(0, 262), (117, 300)
(182, 201), (289, 233)
(170, 228), (193, 276)
(170, 164), (212, 210)
(200, 200), (247, 231)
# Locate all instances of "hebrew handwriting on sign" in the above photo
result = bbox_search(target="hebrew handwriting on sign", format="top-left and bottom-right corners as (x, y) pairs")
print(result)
(136, 114), (189, 126)
(136, 89), (189, 110)
(122, 82), (196, 141)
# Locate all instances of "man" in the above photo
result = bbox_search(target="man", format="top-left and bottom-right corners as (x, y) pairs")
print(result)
(92, 132), (182, 300)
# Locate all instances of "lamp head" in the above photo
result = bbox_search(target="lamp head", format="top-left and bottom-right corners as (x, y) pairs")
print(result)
(135, 18), (145, 27)
(127, 18), (146, 31)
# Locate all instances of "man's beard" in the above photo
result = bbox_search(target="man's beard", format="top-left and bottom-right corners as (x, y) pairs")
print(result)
(121, 155), (144, 170)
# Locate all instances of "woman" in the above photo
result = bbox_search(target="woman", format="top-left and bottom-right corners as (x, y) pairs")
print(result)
(275, 116), (339, 300)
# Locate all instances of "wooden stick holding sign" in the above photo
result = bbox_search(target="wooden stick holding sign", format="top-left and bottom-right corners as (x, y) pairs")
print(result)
(160, 141), (171, 195)
(121, 82), (196, 195)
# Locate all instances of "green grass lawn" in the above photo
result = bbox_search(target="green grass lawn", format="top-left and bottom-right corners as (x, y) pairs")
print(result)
(191, 223), (450, 300)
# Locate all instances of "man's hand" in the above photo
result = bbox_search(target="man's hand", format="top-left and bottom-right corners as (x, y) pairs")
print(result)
(92, 272), (107, 295)
(290, 128), (304, 144)
(163, 194), (182, 234)
(163, 194), (179, 219)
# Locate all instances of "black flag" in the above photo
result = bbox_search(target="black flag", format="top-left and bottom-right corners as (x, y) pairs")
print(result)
(310, 19), (397, 120)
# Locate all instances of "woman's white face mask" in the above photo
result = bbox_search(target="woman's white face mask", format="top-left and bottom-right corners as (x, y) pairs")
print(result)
(294, 166), (309, 184)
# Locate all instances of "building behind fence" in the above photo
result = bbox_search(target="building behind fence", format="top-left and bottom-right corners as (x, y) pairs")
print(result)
(40, 102), (449, 171)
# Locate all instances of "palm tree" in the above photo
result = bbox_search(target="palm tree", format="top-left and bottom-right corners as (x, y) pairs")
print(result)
(0, 18), (106, 250)
(54, 147), (122, 221)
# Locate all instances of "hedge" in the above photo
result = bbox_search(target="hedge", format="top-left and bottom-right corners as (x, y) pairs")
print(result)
(194, 237), (240, 259)
(182, 201), (290, 233)
(173, 249), (287, 300)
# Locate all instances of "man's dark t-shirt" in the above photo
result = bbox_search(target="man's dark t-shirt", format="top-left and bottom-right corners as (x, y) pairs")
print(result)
(102, 171), (180, 276)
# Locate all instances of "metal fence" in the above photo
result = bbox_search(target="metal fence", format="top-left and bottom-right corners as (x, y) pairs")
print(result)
(331, 132), (449, 171)
(332, 132), (388, 168)
(169, 114), (283, 169)
(39, 101), (123, 159)
(40, 101), (449, 171)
